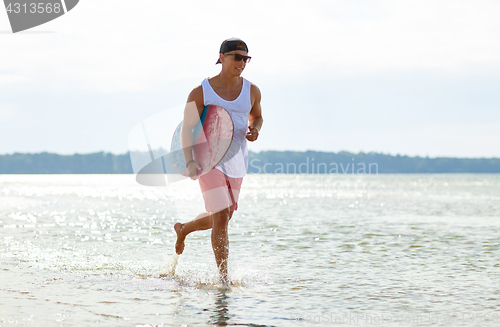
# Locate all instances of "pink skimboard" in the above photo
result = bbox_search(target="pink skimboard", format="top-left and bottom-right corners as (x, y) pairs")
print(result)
(169, 105), (234, 177)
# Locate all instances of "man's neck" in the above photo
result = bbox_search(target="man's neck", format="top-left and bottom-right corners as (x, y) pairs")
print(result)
(212, 71), (242, 88)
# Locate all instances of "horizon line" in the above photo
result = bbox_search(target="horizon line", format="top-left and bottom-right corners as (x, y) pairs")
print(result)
(1, 150), (499, 160)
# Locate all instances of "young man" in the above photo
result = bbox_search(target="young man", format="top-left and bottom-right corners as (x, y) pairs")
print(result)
(174, 38), (263, 282)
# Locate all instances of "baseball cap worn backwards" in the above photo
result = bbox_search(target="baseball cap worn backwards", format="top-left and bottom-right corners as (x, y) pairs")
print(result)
(216, 38), (249, 64)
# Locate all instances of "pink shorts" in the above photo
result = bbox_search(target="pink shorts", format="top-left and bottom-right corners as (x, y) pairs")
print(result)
(198, 168), (243, 213)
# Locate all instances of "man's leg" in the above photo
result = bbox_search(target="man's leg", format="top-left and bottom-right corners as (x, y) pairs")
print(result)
(174, 212), (210, 255)
(211, 208), (234, 282)
(174, 210), (234, 255)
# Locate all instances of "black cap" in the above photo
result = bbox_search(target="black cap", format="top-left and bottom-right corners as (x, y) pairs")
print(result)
(216, 38), (249, 64)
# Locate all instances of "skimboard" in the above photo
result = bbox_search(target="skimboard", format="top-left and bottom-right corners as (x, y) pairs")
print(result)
(134, 104), (233, 186)
(170, 105), (234, 177)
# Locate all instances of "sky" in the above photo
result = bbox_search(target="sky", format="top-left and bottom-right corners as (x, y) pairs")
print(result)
(1, 0), (500, 158)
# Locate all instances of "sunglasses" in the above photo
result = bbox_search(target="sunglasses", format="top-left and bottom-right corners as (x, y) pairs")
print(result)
(224, 52), (251, 63)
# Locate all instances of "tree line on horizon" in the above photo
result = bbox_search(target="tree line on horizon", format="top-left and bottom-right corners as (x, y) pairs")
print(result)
(0, 151), (499, 174)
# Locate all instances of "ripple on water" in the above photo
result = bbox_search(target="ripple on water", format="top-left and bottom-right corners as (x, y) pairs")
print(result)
(1, 174), (500, 326)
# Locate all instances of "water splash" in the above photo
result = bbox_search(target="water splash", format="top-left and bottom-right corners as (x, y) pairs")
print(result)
(158, 253), (179, 277)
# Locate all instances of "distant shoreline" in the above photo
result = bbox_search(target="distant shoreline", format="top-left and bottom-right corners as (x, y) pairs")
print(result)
(0, 151), (499, 174)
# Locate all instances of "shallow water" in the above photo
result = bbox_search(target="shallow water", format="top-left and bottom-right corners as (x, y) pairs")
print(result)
(1, 174), (500, 326)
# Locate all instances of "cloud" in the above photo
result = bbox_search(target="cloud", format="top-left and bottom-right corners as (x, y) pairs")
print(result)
(0, 104), (17, 122)
(0, 71), (30, 86)
(279, 0), (500, 75)
(1, 0), (499, 157)
(1, 0), (500, 92)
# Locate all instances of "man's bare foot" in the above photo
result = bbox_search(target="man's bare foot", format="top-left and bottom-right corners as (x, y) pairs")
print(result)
(220, 273), (229, 285)
(174, 222), (186, 254)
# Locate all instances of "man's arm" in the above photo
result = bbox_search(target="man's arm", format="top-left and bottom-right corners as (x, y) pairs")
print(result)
(246, 84), (263, 142)
(181, 86), (204, 179)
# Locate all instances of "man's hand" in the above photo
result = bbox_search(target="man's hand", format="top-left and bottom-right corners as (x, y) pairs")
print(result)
(246, 126), (259, 142)
(186, 160), (201, 180)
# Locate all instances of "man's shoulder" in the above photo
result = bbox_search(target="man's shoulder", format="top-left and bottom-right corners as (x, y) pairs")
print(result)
(187, 84), (204, 106)
(190, 83), (205, 96)
(191, 77), (210, 93)
(249, 82), (261, 97)
(249, 82), (260, 89)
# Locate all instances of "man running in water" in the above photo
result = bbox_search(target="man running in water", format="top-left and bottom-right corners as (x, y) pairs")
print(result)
(174, 38), (263, 282)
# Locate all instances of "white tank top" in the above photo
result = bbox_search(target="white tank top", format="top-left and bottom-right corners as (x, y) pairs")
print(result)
(201, 77), (252, 178)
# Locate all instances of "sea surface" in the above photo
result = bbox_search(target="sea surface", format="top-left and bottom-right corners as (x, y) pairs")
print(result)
(1, 174), (499, 326)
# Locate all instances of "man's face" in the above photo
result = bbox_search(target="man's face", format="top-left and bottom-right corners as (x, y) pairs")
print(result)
(220, 50), (249, 75)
